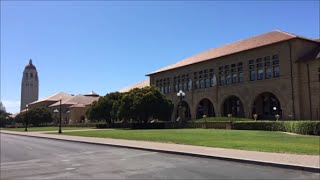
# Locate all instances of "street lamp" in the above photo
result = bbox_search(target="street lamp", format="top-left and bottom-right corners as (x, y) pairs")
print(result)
(177, 90), (185, 123)
(25, 104), (29, 131)
(58, 97), (62, 133)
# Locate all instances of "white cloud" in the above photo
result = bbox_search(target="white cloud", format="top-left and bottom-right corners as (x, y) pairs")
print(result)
(2, 100), (20, 114)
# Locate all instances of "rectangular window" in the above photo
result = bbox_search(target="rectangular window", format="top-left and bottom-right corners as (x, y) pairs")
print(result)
(265, 67), (272, 79)
(249, 60), (255, 81)
(250, 70), (256, 81)
(226, 74), (231, 84)
(257, 68), (264, 80)
(200, 79), (204, 88)
(273, 66), (280, 77)
(195, 80), (199, 89)
(220, 76), (225, 85)
(238, 62), (243, 83)
(205, 78), (210, 87)
(239, 72), (243, 83)
(273, 54), (280, 77)
(232, 73), (237, 83)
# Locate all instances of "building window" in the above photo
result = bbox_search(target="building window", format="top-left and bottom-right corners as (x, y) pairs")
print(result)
(188, 78), (192, 90)
(264, 56), (272, 79)
(25, 73), (28, 78)
(204, 70), (210, 88)
(231, 64), (237, 83)
(209, 69), (216, 86)
(224, 65), (231, 85)
(174, 77), (178, 92)
(220, 76), (225, 85)
(199, 71), (204, 88)
(238, 63), (243, 83)
(156, 78), (171, 94)
(273, 55), (280, 77)
(249, 60), (255, 81)
(159, 79), (163, 93)
(194, 72), (198, 89)
(218, 66), (224, 85)
(257, 58), (264, 80)
(167, 78), (171, 93)
(30, 73), (33, 78)
(178, 77), (181, 91)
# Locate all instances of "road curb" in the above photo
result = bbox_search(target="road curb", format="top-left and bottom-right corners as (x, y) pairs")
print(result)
(1, 132), (319, 173)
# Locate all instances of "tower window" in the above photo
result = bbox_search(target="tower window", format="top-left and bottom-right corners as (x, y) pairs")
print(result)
(25, 73), (28, 78)
(30, 73), (33, 78)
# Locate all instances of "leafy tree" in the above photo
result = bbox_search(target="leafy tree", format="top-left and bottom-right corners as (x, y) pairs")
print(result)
(0, 101), (6, 114)
(86, 92), (123, 123)
(0, 101), (13, 127)
(118, 86), (174, 123)
(14, 107), (53, 126)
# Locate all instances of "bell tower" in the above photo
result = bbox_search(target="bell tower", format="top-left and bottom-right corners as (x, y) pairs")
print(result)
(20, 59), (39, 111)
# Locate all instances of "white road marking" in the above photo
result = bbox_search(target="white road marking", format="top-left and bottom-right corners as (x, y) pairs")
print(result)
(65, 168), (76, 171)
(71, 164), (82, 167)
(61, 159), (70, 162)
(53, 154), (64, 157)
(24, 146), (33, 150)
(121, 170), (138, 174)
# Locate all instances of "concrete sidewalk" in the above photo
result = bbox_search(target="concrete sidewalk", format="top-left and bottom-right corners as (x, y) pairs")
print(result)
(1, 129), (319, 173)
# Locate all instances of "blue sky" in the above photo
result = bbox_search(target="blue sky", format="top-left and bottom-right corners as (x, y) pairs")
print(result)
(1, 1), (319, 113)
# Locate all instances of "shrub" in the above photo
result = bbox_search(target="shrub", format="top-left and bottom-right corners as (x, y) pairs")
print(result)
(232, 121), (283, 131)
(283, 121), (320, 135)
(232, 121), (320, 135)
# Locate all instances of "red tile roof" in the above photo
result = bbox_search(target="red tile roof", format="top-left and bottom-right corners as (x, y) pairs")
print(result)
(147, 30), (318, 75)
(118, 79), (150, 93)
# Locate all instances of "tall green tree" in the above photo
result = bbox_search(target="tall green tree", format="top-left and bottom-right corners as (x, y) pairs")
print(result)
(118, 86), (174, 123)
(86, 92), (123, 123)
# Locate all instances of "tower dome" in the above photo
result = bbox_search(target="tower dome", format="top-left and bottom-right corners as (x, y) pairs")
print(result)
(25, 59), (37, 70)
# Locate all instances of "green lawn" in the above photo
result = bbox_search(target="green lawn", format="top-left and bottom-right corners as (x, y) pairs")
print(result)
(1, 126), (94, 132)
(62, 129), (320, 155)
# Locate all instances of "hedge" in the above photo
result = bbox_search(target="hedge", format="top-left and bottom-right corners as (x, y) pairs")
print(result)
(232, 121), (320, 135)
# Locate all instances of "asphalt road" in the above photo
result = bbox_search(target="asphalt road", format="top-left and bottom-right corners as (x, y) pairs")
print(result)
(0, 133), (319, 180)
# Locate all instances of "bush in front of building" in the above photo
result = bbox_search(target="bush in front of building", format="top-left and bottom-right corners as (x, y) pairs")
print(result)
(14, 107), (53, 126)
(232, 121), (281, 131)
(232, 121), (320, 135)
(282, 121), (320, 135)
(88, 86), (174, 124)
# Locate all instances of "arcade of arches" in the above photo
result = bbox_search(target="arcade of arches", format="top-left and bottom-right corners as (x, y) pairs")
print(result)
(175, 101), (191, 120)
(174, 93), (283, 120)
(196, 99), (215, 119)
(222, 96), (245, 118)
(252, 92), (282, 120)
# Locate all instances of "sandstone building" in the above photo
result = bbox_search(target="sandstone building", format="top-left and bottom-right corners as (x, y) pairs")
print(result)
(143, 30), (319, 120)
(20, 59), (39, 111)
(28, 91), (99, 124)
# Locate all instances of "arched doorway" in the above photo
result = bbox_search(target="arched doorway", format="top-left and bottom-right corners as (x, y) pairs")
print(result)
(222, 96), (245, 117)
(175, 101), (191, 120)
(196, 98), (215, 119)
(252, 92), (282, 120)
